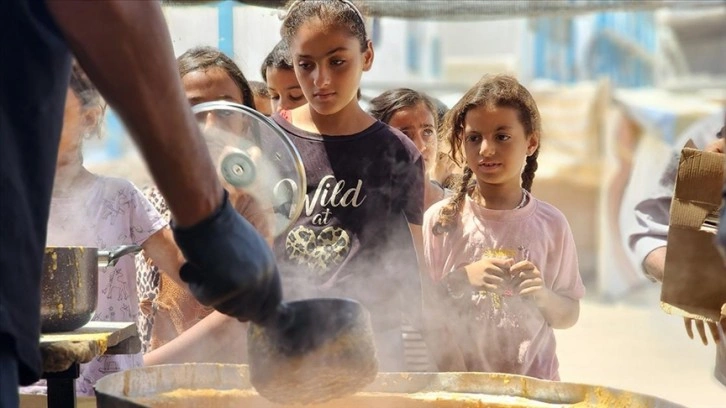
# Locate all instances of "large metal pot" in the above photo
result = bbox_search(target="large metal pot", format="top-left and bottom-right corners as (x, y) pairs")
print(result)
(41, 245), (142, 333)
(94, 364), (686, 408)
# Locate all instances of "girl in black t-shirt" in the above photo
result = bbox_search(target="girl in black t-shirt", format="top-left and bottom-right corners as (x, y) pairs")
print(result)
(271, 0), (426, 371)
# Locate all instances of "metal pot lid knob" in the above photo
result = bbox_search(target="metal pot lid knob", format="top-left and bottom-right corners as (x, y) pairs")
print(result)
(220, 150), (256, 189)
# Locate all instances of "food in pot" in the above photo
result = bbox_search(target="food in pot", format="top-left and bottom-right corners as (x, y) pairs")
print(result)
(247, 304), (378, 405)
(132, 388), (580, 408)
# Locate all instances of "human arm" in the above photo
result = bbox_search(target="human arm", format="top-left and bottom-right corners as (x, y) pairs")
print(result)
(45, 1), (222, 226)
(643, 246), (667, 282)
(46, 1), (281, 322)
(141, 228), (187, 289)
(144, 311), (248, 366)
(705, 137), (725, 154)
(510, 260), (580, 329)
(628, 183), (672, 282)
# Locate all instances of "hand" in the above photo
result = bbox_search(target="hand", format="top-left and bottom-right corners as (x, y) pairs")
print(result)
(704, 138), (725, 154)
(510, 260), (546, 301)
(172, 190), (282, 324)
(464, 257), (513, 294)
(229, 188), (273, 246)
(683, 318), (723, 345)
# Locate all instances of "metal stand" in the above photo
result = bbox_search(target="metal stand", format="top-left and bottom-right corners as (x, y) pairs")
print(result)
(43, 363), (79, 408)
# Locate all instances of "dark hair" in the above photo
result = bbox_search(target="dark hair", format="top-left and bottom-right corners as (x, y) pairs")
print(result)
(433, 74), (541, 235)
(69, 60), (102, 108)
(248, 80), (270, 98)
(430, 97), (449, 128)
(368, 88), (438, 127)
(260, 40), (294, 82)
(177, 46), (256, 110)
(281, 0), (368, 52)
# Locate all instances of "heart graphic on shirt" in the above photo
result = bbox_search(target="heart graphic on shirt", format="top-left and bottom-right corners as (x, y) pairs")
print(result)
(285, 225), (351, 273)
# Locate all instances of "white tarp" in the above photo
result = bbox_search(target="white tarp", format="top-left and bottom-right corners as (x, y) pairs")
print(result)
(232, 0), (721, 21)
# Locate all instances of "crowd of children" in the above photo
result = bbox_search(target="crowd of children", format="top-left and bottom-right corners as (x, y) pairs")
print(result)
(32, 0), (595, 395)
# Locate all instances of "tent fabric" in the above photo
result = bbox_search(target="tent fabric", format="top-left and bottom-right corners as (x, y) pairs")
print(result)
(233, 0), (721, 21)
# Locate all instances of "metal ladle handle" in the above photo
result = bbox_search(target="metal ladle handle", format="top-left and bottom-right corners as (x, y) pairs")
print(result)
(97, 245), (143, 268)
(273, 178), (299, 218)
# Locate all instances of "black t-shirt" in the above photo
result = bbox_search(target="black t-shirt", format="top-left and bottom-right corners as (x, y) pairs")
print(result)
(1, 0), (71, 384)
(271, 114), (425, 330)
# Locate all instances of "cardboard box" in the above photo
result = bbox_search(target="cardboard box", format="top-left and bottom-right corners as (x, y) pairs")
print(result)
(662, 148), (726, 323)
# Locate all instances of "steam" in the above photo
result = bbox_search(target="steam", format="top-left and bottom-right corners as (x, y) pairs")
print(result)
(273, 149), (426, 372)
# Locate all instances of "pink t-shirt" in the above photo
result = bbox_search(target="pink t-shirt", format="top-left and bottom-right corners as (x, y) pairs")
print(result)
(46, 175), (165, 395)
(422, 193), (585, 380)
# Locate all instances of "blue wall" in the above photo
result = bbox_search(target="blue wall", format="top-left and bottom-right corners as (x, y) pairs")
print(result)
(532, 11), (656, 87)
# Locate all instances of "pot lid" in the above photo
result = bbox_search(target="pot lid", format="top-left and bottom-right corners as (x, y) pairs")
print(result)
(192, 101), (305, 238)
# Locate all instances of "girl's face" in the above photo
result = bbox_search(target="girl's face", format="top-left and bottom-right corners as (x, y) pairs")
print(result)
(182, 67), (247, 133)
(387, 103), (437, 169)
(462, 105), (538, 189)
(253, 93), (273, 116)
(290, 19), (373, 116)
(58, 88), (93, 160)
(266, 67), (305, 113)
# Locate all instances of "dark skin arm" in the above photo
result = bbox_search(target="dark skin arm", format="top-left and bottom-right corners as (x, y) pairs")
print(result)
(45, 1), (223, 227)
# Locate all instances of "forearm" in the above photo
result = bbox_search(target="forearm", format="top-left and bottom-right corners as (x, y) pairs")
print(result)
(141, 228), (187, 288)
(46, 1), (223, 226)
(534, 290), (580, 329)
(143, 311), (247, 366)
(643, 246), (667, 283)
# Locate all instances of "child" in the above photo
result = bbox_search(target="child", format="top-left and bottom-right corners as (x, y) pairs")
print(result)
(271, 0), (425, 371)
(249, 80), (273, 116)
(422, 75), (585, 380)
(369, 88), (451, 210)
(22, 62), (181, 396)
(261, 39), (306, 113)
(138, 46), (267, 365)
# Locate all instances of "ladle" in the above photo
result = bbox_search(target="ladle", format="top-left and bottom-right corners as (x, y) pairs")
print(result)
(248, 298), (378, 405)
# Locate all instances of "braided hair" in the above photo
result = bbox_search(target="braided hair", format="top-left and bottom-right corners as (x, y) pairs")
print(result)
(433, 74), (542, 235)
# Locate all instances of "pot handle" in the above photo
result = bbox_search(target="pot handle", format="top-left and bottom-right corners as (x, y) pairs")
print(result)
(97, 245), (143, 268)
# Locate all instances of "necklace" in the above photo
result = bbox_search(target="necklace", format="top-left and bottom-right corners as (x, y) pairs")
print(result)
(514, 189), (528, 209)
(472, 187), (528, 210)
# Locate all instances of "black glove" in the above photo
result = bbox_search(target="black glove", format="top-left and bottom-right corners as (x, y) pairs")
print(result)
(172, 190), (282, 323)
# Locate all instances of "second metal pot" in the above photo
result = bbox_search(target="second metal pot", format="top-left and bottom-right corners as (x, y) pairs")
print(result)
(41, 245), (142, 333)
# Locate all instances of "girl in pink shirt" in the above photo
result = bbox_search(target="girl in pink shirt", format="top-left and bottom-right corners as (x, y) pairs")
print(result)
(422, 75), (585, 380)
